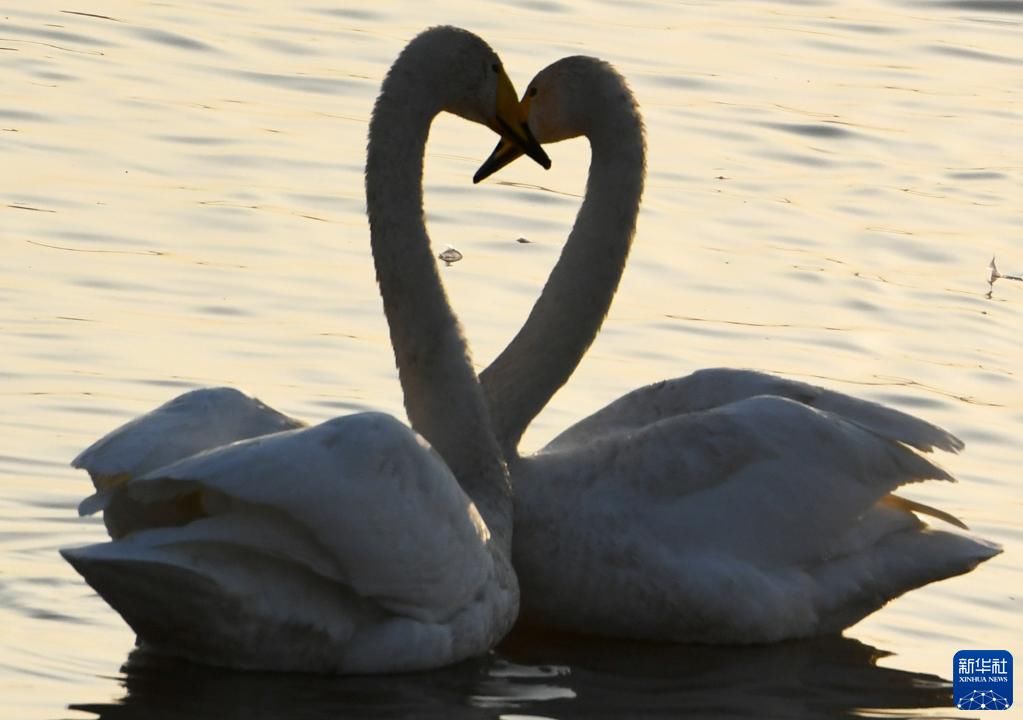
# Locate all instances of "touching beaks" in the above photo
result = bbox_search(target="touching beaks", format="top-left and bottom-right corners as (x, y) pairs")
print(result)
(484, 69), (550, 180)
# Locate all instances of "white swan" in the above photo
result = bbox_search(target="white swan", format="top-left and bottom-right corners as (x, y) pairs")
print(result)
(469, 56), (1000, 641)
(59, 26), (552, 673)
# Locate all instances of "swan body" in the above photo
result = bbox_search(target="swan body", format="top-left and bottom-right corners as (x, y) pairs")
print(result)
(513, 394), (997, 640)
(64, 414), (506, 672)
(474, 57), (1000, 640)
(61, 26), (551, 673)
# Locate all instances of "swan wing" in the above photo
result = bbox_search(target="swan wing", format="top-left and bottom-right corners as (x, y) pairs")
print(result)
(62, 412), (510, 672)
(542, 396), (952, 564)
(72, 388), (304, 534)
(129, 412), (494, 613)
(73, 387), (304, 486)
(545, 368), (962, 454)
(517, 396), (998, 640)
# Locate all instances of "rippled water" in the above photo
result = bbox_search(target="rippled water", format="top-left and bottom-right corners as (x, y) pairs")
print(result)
(2, 1), (1020, 718)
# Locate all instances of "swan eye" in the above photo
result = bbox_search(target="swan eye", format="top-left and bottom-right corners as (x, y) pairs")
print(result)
(528, 86), (538, 97)
(491, 62), (501, 73)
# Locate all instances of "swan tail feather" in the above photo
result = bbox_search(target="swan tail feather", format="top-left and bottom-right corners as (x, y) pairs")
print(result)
(880, 494), (969, 530)
(77, 490), (112, 517)
(813, 527), (1002, 633)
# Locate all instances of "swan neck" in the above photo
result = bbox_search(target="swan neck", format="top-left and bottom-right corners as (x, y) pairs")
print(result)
(366, 59), (512, 547)
(482, 94), (646, 455)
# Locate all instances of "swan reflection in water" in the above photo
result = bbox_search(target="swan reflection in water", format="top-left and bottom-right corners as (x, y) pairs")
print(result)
(70, 632), (953, 720)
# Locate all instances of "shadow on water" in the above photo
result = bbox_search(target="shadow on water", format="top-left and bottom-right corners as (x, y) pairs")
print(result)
(68, 630), (959, 720)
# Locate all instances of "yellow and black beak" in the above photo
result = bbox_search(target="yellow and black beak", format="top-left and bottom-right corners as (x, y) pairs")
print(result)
(483, 69), (549, 182)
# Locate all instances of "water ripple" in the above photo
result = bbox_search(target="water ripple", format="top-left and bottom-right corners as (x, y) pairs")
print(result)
(928, 0), (1023, 12)
(3, 23), (113, 48)
(234, 70), (361, 94)
(763, 122), (857, 139)
(946, 170), (1008, 181)
(927, 44), (1023, 65)
(132, 27), (216, 53)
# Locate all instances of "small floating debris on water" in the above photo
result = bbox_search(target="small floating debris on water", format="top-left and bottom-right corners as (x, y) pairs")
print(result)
(989, 256), (1022, 284)
(516, 237), (531, 244)
(987, 256), (1021, 297)
(438, 246), (463, 266)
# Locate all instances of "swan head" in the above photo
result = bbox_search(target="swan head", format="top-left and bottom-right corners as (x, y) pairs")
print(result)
(473, 56), (635, 183)
(394, 27), (551, 171)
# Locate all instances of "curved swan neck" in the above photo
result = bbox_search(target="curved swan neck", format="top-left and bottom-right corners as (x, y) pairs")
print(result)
(365, 31), (512, 546)
(482, 71), (646, 456)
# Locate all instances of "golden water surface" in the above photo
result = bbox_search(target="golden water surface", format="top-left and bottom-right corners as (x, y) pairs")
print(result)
(2, 1), (1020, 718)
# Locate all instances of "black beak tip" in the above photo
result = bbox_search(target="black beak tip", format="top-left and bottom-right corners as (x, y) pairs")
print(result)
(522, 124), (551, 169)
(527, 140), (552, 170)
(531, 150), (552, 170)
